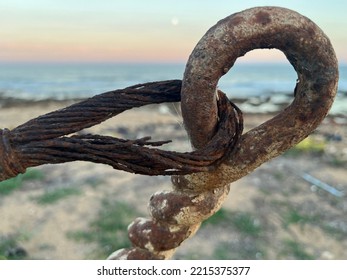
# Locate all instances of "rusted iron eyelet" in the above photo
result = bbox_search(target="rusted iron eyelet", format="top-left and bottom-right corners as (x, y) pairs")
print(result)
(181, 6), (338, 150)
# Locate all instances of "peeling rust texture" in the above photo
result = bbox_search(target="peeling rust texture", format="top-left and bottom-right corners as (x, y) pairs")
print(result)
(149, 185), (230, 226)
(128, 218), (191, 251)
(180, 6), (339, 190)
(107, 248), (164, 260)
(253, 10), (272, 25)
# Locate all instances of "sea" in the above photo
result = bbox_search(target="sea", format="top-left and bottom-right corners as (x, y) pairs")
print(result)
(0, 62), (346, 115)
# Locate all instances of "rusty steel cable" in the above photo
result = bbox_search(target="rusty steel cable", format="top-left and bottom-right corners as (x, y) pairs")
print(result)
(0, 80), (243, 181)
(0, 6), (339, 261)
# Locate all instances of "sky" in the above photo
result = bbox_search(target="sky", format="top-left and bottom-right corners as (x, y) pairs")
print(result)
(0, 0), (346, 63)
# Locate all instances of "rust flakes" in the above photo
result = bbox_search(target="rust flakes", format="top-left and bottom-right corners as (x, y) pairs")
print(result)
(128, 218), (191, 251)
(107, 248), (164, 260)
(228, 15), (244, 27)
(253, 11), (271, 25)
(217, 13), (244, 28)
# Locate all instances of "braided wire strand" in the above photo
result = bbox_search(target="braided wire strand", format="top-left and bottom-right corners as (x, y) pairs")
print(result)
(0, 80), (242, 181)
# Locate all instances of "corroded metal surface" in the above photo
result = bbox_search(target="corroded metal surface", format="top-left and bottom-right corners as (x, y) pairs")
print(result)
(111, 6), (338, 260)
(1, 6), (338, 260)
(0, 81), (241, 181)
(107, 248), (165, 260)
(179, 6), (339, 189)
(181, 7), (338, 150)
(108, 185), (230, 260)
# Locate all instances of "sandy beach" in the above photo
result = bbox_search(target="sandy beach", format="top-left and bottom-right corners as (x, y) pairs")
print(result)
(0, 99), (346, 260)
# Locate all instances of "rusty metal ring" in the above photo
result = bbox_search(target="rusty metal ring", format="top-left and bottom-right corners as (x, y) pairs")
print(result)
(181, 6), (338, 149)
(178, 6), (338, 190)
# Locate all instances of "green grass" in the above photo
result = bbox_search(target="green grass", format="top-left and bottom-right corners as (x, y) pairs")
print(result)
(231, 212), (262, 237)
(280, 240), (314, 260)
(212, 242), (265, 260)
(273, 171), (285, 181)
(202, 208), (231, 226)
(0, 234), (28, 260)
(327, 156), (347, 168)
(322, 224), (347, 241)
(68, 199), (138, 259)
(285, 136), (326, 157)
(0, 169), (44, 195)
(282, 207), (320, 228)
(203, 209), (262, 237)
(34, 187), (81, 204)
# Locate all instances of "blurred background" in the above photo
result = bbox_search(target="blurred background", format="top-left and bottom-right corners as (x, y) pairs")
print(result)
(0, 0), (346, 259)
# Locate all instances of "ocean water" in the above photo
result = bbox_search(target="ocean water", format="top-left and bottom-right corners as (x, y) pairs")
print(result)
(0, 62), (346, 115)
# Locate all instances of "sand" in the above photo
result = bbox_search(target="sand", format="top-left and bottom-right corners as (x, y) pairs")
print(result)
(0, 100), (346, 259)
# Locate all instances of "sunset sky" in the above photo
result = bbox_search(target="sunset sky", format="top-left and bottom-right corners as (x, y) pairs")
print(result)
(1, 0), (346, 63)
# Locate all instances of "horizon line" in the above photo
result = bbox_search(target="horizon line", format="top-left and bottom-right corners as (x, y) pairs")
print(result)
(0, 60), (289, 66)
(1, 60), (347, 66)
